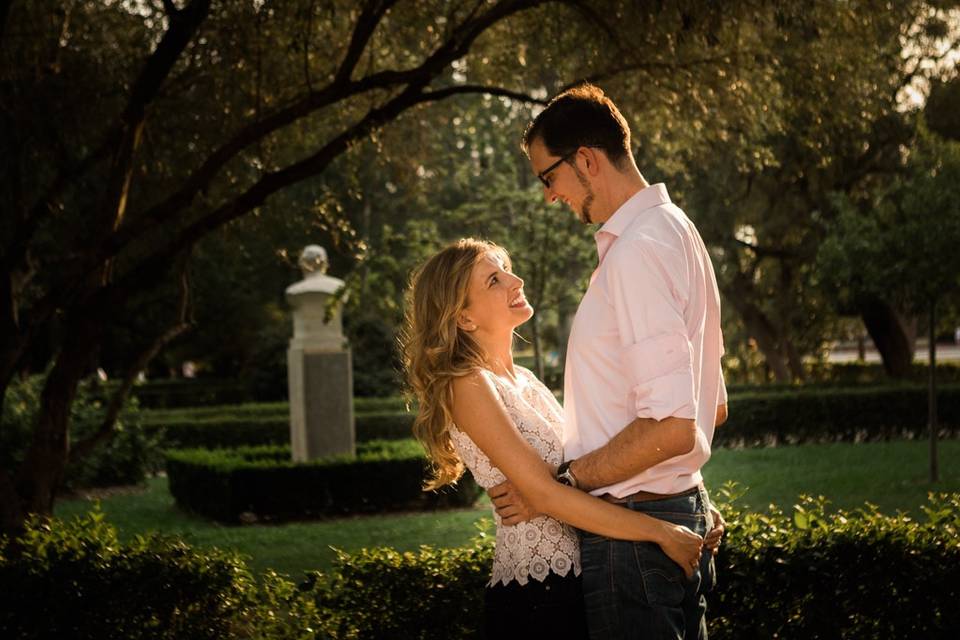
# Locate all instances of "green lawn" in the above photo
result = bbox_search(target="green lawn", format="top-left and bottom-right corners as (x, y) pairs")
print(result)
(55, 439), (960, 579)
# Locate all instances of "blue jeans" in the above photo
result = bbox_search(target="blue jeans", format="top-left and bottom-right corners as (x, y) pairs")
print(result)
(578, 487), (716, 640)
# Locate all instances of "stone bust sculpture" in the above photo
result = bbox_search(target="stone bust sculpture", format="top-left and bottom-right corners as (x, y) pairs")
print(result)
(298, 245), (329, 277)
(286, 245), (344, 297)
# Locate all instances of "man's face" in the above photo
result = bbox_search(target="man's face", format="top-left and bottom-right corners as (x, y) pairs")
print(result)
(528, 138), (594, 224)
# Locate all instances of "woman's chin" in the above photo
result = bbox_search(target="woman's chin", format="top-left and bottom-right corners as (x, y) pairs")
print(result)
(512, 305), (535, 325)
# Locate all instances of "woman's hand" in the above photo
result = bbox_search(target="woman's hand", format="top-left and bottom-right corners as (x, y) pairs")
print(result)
(658, 522), (703, 578)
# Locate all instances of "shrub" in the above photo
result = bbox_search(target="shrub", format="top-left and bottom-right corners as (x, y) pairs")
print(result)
(709, 487), (960, 639)
(718, 384), (960, 446)
(308, 490), (960, 639)
(0, 511), (257, 640)
(143, 411), (414, 450)
(0, 512), (324, 640)
(165, 440), (481, 523)
(0, 376), (161, 490)
(110, 378), (256, 409)
(305, 534), (493, 639)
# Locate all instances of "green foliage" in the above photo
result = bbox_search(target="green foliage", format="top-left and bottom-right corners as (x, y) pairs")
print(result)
(304, 533), (494, 639)
(720, 384), (960, 447)
(299, 490), (960, 639)
(165, 441), (481, 523)
(11, 490), (960, 638)
(0, 511), (259, 640)
(0, 511), (329, 640)
(819, 127), (960, 314)
(109, 378), (258, 409)
(141, 410), (413, 450)
(0, 376), (160, 490)
(709, 486), (960, 638)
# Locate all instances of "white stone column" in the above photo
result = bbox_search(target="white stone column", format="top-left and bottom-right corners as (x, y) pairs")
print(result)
(286, 245), (354, 461)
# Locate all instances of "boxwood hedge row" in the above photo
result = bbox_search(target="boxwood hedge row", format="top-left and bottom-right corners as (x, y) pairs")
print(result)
(143, 411), (413, 450)
(718, 384), (960, 447)
(5, 491), (958, 639)
(305, 489), (960, 638)
(142, 384), (960, 452)
(165, 440), (480, 523)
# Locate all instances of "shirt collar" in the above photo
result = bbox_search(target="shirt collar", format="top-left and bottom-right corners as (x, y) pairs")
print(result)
(596, 183), (672, 240)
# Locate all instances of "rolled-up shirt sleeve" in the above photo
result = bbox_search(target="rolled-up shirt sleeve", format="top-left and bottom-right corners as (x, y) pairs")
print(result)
(605, 234), (697, 421)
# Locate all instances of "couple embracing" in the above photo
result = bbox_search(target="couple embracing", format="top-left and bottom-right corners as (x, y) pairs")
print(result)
(401, 84), (728, 640)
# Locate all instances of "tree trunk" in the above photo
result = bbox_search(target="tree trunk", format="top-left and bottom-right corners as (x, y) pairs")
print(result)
(722, 287), (793, 382)
(6, 312), (101, 533)
(859, 297), (914, 378)
(785, 339), (806, 382)
(928, 300), (939, 483)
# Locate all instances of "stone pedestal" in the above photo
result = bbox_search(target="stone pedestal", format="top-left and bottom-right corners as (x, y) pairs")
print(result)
(286, 246), (355, 462)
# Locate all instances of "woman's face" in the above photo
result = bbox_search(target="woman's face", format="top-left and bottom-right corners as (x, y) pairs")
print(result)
(460, 251), (532, 334)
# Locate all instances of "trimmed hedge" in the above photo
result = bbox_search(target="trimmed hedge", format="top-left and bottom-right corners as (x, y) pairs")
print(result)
(141, 384), (960, 453)
(144, 411), (413, 450)
(305, 489), (960, 639)
(5, 491), (959, 638)
(0, 512), (256, 639)
(718, 383), (960, 447)
(165, 440), (480, 523)
(0, 512), (322, 640)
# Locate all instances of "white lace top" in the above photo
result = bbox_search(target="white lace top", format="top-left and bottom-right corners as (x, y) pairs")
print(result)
(449, 366), (581, 587)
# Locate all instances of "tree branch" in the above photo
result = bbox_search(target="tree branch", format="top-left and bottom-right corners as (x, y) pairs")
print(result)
(70, 258), (191, 463)
(335, 0), (399, 84)
(90, 1), (548, 267)
(0, 0), (12, 49)
(25, 0), (551, 332)
(18, 0), (212, 274)
(421, 84), (547, 104)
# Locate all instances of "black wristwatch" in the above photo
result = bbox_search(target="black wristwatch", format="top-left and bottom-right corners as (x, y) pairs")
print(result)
(556, 460), (579, 489)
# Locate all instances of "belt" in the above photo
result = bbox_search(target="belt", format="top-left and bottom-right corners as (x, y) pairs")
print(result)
(600, 483), (702, 505)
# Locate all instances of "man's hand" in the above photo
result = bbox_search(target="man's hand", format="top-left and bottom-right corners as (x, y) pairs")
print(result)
(703, 503), (725, 556)
(487, 480), (540, 526)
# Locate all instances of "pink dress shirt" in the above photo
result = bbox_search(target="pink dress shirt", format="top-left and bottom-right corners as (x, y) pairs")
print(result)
(563, 183), (726, 497)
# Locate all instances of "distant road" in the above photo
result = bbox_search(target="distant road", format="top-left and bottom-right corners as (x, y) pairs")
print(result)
(829, 342), (960, 364)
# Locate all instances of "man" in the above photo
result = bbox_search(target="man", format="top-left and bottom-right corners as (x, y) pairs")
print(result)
(489, 84), (728, 639)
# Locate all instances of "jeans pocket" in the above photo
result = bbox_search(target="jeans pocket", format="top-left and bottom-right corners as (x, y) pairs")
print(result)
(633, 541), (686, 608)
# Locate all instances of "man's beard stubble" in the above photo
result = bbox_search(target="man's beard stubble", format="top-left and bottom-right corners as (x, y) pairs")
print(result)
(573, 165), (594, 224)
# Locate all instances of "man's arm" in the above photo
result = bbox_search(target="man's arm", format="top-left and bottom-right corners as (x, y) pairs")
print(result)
(571, 401), (728, 491)
(715, 403), (728, 427)
(569, 415), (697, 492)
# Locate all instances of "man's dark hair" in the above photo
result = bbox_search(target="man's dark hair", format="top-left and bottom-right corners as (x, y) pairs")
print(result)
(522, 83), (632, 168)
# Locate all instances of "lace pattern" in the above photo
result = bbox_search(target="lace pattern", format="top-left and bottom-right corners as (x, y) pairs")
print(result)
(449, 367), (581, 587)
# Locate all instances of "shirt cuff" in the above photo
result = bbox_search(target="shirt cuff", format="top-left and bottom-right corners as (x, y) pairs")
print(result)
(622, 333), (697, 421)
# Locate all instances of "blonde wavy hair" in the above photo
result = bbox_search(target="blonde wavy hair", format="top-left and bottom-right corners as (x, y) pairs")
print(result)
(401, 238), (511, 490)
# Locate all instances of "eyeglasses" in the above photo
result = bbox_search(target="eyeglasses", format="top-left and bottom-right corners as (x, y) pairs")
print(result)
(536, 150), (578, 188)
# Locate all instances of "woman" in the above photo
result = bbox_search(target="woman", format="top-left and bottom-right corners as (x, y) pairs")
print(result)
(402, 238), (709, 638)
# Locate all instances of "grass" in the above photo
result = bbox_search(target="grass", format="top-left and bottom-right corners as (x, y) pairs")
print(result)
(55, 438), (960, 579)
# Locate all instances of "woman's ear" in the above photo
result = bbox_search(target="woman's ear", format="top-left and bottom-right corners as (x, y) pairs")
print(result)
(457, 313), (477, 332)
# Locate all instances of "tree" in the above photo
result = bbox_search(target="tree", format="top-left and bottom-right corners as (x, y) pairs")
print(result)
(819, 128), (960, 481)
(0, 0), (557, 533)
(1, 0), (775, 533)
(638, 1), (960, 380)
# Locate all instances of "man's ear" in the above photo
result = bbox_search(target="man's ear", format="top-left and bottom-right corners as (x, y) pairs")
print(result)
(579, 146), (602, 177)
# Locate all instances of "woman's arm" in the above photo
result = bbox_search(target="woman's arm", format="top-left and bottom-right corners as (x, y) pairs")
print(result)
(451, 371), (702, 574)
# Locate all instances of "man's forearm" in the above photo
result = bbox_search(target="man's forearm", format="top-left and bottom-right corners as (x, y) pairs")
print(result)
(569, 416), (697, 492)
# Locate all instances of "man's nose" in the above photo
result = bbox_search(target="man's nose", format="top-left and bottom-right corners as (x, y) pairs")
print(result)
(542, 184), (557, 203)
